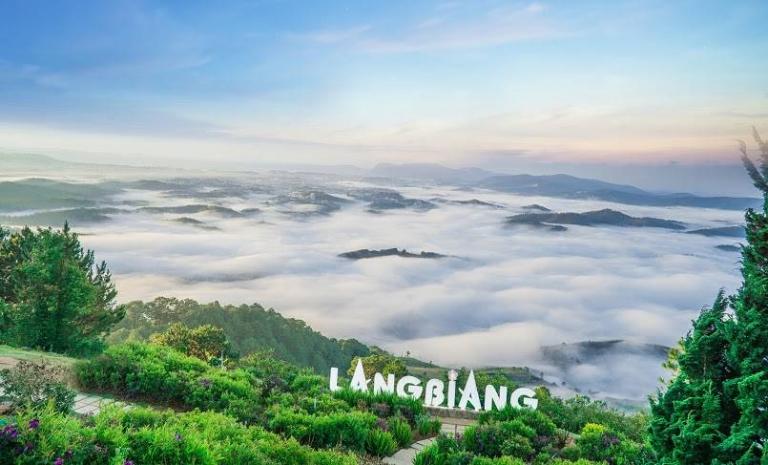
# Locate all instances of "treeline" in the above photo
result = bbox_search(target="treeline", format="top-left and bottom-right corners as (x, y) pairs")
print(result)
(108, 297), (371, 373)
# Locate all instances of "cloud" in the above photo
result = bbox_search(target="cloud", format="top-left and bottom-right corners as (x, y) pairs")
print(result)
(294, 3), (566, 53)
(54, 175), (745, 400)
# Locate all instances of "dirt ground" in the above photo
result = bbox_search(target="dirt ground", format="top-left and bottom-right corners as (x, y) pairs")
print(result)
(0, 357), (18, 370)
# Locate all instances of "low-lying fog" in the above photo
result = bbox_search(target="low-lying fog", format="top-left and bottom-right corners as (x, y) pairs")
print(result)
(3, 171), (747, 401)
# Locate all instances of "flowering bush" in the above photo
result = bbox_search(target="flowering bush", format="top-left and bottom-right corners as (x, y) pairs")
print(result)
(0, 360), (75, 414)
(0, 405), (357, 465)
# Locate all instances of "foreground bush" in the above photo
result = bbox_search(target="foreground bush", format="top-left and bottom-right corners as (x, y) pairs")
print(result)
(413, 413), (650, 465)
(0, 360), (75, 413)
(0, 405), (356, 465)
(76, 342), (426, 456)
(75, 342), (262, 421)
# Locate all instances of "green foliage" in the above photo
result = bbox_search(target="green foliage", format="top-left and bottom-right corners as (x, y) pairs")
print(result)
(333, 388), (426, 423)
(648, 130), (768, 465)
(575, 422), (650, 465)
(150, 322), (235, 363)
(389, 416), (413, 447)
(365, 429), (398, 457)
(648, 292), (737, 465)
(109, 296), (370, 372)
(463, 420), (537, 459)
(267, 408), (376, 452)
(0, 405), (357, 465)
(531, 387), (646, 442)
(0, 359), (75, 413)
(75, 342), (262, 421)
(0, 224), (124, 355)
(416, 414), (443, 437)
(348, 353), (407, 378)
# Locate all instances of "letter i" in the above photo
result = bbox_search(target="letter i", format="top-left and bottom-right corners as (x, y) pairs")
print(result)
(447, 369), (457, 409)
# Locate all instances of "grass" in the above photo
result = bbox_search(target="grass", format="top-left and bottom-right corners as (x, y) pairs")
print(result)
(0, 345), (77, 367)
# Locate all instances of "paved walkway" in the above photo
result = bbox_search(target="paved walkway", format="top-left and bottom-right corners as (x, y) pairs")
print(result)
(383, 421), (470, 465)
(72, 393), (133, 416)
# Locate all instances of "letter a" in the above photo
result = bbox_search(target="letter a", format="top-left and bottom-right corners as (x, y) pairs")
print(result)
(350, 360), (369, 392)
(458, 370), (482, 411)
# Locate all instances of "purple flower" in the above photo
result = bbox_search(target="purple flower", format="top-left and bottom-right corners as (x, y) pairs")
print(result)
(22, 441), (34, 453)
(54, 458), (64, 465)
(28, 418), (40, 430)
(2, 425), (18, 439)
(199, 378), (212, 388)
(174, 432), (183, 442)
(124, 460), (135, 465)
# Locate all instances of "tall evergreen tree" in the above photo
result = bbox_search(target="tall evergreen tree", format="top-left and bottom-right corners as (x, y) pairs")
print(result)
(650, 129), (768, 464)
(0, 223), (124, 355)
(649, 291), (737, 464)
(719, 129), (768, 464)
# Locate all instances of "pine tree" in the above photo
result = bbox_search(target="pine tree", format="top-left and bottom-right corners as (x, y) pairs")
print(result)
(719, 129), (768, 464)
(649, 291), (737, 464)
(0, 223), (124, 355)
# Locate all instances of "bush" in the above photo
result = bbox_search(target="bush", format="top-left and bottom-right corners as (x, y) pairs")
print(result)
(534, 388), (646, 442)
(365, 429), (398, 457)
(416, 414), (442, 436)
(0, 405), (357, 465)
(75, 342), (261, 421)
(389, 416), (412, 447)
(268, 408), (376, 452)
(0, 360), (75, 413)
(574, 422), (650, 465)
(463, 420), (536, 459)
(334, 388), (425, 423)
(470, 457), (525, 465)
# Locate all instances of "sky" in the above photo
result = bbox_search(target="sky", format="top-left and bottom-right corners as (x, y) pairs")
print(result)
(1, 0), (767, 173)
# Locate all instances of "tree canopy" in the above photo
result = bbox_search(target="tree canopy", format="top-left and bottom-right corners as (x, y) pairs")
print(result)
(649, 130), (768, 464)
(0, 223), (124, 355)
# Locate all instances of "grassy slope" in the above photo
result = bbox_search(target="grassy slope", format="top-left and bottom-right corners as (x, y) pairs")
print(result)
(0, 345), (77, 367)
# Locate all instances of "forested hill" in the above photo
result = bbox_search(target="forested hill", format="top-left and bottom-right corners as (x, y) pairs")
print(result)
(108, 297), (370, 372)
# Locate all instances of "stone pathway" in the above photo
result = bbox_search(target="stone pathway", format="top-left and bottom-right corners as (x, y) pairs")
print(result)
(383, 422), (469, 465)
(72, 393), (133, 416)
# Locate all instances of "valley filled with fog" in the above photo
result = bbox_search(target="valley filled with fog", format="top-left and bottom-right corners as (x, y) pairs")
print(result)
(0, 158), (751, 403)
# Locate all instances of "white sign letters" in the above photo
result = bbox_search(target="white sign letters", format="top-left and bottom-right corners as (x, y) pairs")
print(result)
(329, 361), (538, 411)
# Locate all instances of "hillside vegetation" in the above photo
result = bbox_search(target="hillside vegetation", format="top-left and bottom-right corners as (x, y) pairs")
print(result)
(109, 297), (371, 373)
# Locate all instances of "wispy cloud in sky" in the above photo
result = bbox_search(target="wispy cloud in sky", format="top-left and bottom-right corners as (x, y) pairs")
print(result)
(0, 0), (766, 167)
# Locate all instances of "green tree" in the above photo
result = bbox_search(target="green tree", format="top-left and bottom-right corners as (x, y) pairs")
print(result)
(0, 223), (123, 355)
(718, 129), (768, 464)
(649, 129), (768, 464)
(649, 292), (737, 464)
(150, 322), (234, 363)
(348, 353), (407, 378)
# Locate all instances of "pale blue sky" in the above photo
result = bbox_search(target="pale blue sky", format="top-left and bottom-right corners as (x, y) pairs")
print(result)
(0, 0), (766, 169)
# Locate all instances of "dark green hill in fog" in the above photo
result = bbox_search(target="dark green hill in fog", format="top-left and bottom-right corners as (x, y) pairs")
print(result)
(108, 297), (371, 373)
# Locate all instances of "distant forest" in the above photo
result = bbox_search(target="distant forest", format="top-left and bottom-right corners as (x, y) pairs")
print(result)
(109, 297), (371, 372)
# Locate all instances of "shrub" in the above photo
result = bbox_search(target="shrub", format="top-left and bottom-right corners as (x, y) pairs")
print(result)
(0, 405), (357, 465)
(463, 420), (536, 458)
(268, 408), (376, 451)
(149, 322), (234, 363)
(334, 389), (425, 423)
(416, 414), (442, 436)
(75, 342), (261, 421)
(389, 416), (412, 447)
(534, 388), (646, 442)
(413, 443), (442, 465)
(575, 422), (649, 465)
(0, 360), (75, 413)
(470, 457), (525, 465)
(365, 429), (398, 457)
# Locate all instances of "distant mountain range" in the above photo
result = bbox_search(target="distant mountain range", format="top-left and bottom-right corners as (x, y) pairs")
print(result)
(371, 163), (760, 211)
(506, 208), (687, 231)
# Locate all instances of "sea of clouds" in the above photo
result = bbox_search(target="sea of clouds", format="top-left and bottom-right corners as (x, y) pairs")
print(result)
(53, 175), (745, 400)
